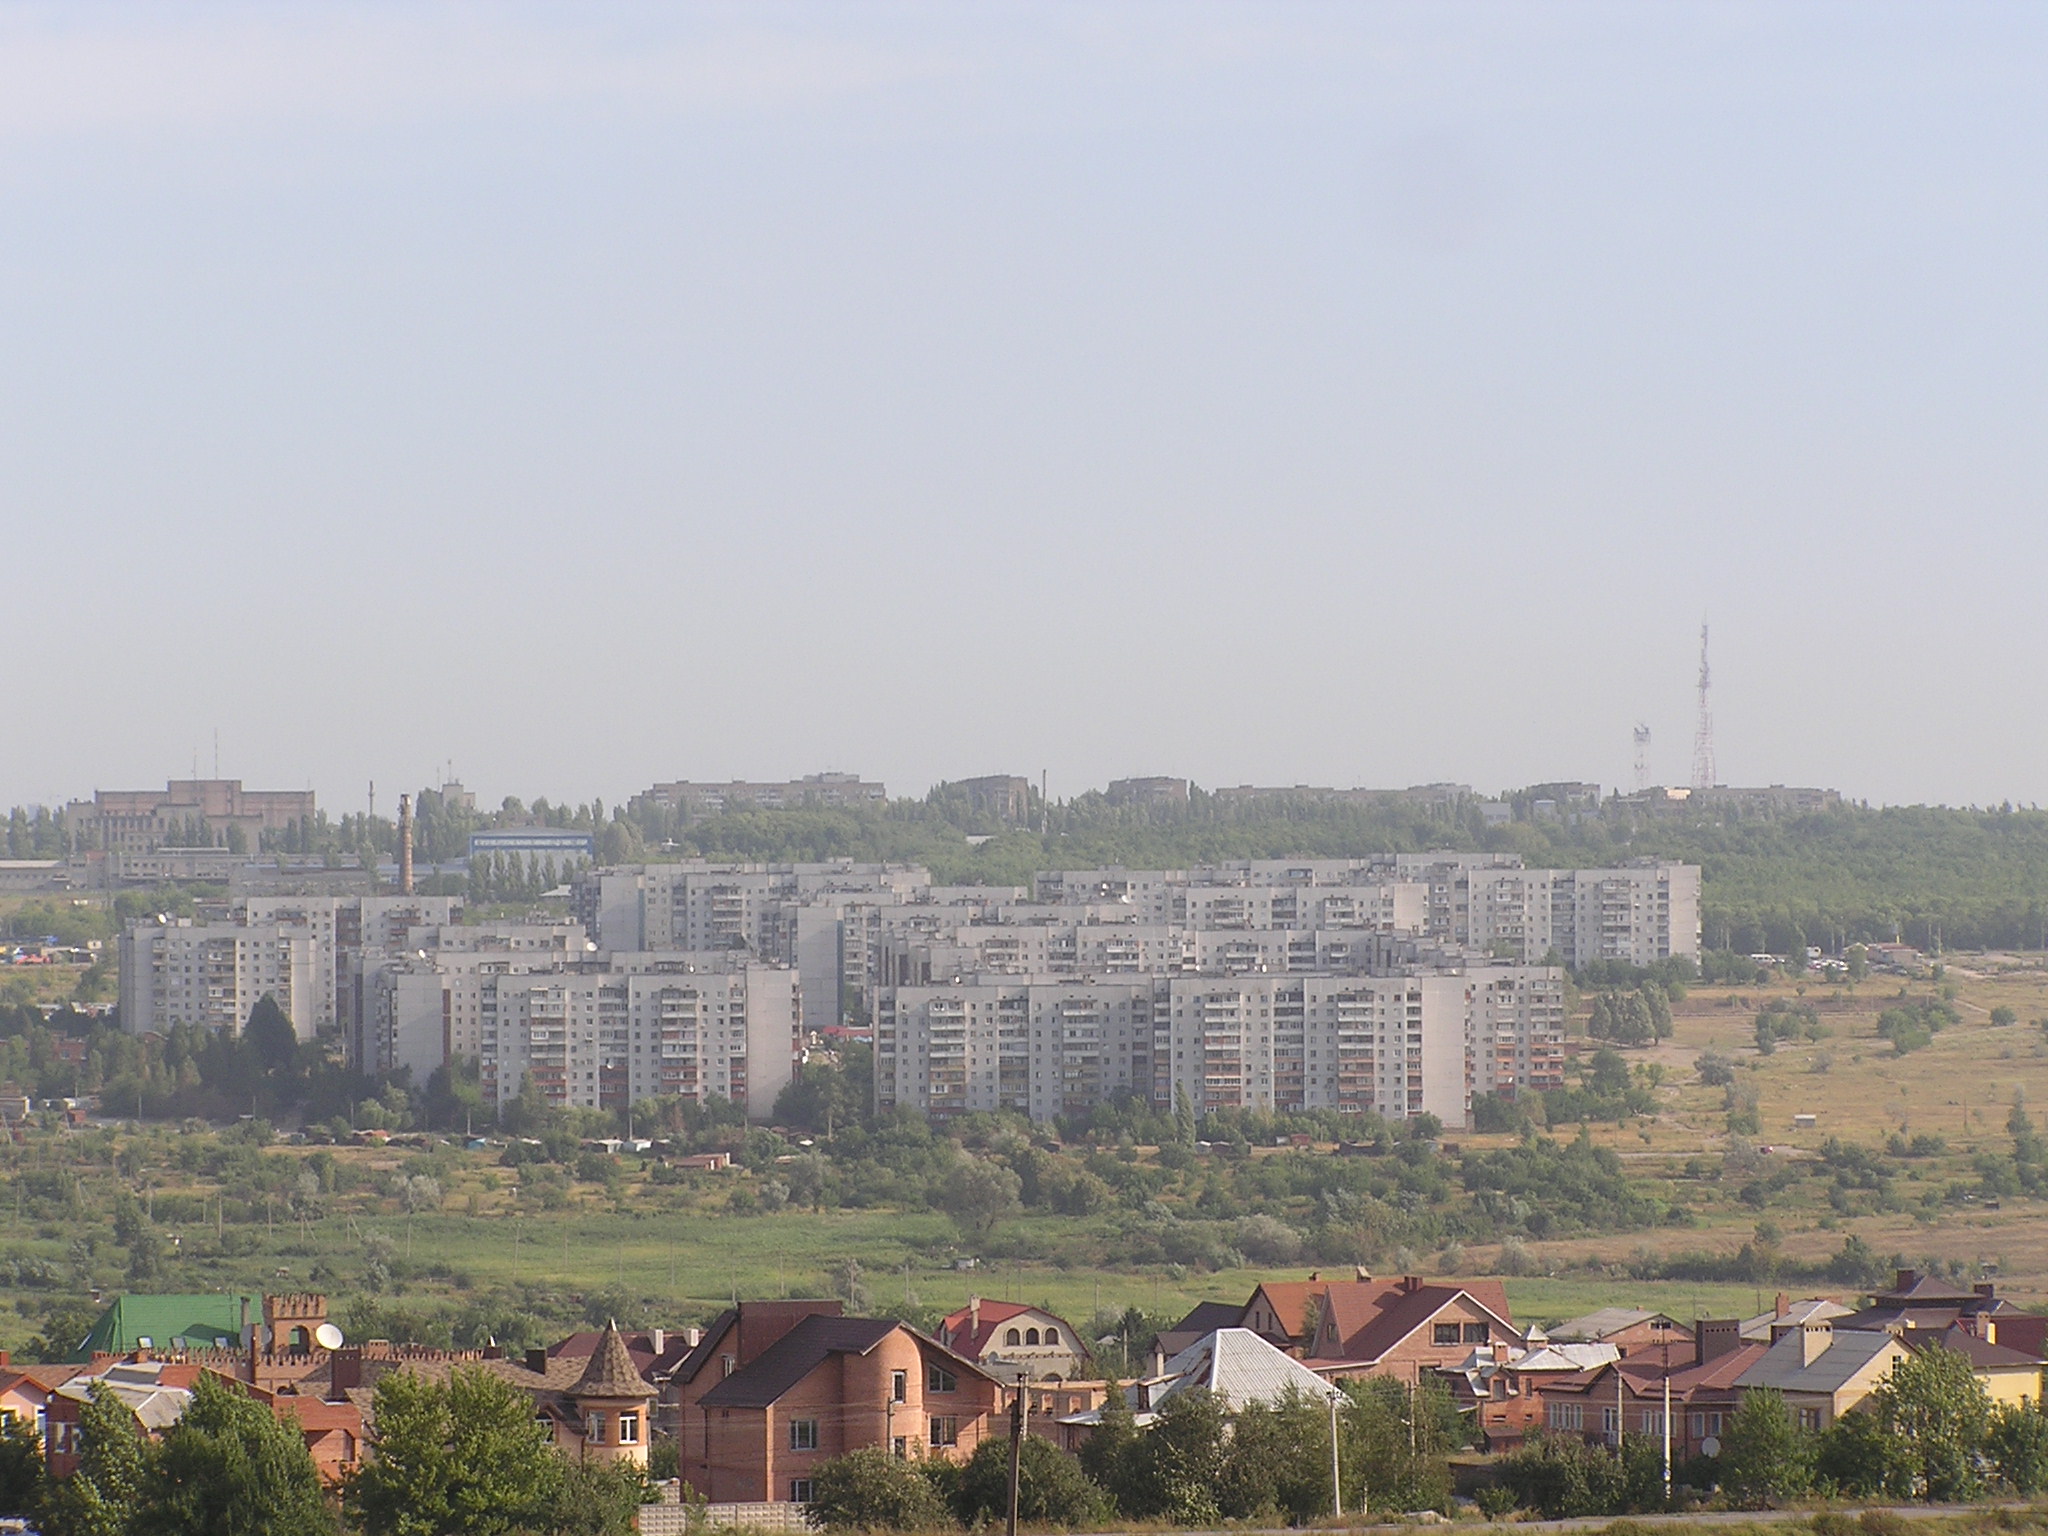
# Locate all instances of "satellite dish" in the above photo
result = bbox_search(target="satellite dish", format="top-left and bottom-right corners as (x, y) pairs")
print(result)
(314, 1322), (345, 1350)
(1700, 1436), (1721, 1459)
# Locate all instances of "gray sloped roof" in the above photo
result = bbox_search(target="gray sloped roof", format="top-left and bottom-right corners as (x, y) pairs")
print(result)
(1152, 1328), (1336, 1412)
(1735, 1327), (1898, 1395)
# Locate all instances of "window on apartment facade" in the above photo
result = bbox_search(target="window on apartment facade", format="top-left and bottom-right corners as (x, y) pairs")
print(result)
(619, 1412), (639, 1444)
(790, 1419), (820, 1451)
(1433, 1323), (1460, 1346)
(928, 1364), (957, 1393)
(892, 1370), (908, 1402)
(790, 1480), (815, 1503)
(929, 1416), (959, 1448)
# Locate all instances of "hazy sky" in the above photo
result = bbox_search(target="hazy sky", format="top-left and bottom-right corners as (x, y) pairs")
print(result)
(5, 2), (2045, 814)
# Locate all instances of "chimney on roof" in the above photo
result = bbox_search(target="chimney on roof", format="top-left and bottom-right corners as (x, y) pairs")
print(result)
(1696, 1319), (1741, 1365)
(1976, 1283), (1997, 1299)
(1800, 1324), (1831, 1367)
(651, 1328), (664, 1356)
(1354, 1266), (1372, 1283)
(969, 1297), (980, 1336)
(1896, 1269), (1918, 1292)
(1402, 1275), (1423, 1293)
(399, 795), (414, 895)
(327, 1348), (362, 1401)
(1985, 1318), (1999, 1346)
(526, 1347), (548, 1374)
(1151, 1345), (1165, 1378)
(1774, 1292), (1789, 1319)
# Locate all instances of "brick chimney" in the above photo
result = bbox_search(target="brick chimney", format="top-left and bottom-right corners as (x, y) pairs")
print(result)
(1774, 1292), (1789, 1319)
(1895, 1269), (1918, 1292)
(1695, 1319), (1741, 1365)
(327, 1348), (362, 1402)
(526, 1348), (549, 1374)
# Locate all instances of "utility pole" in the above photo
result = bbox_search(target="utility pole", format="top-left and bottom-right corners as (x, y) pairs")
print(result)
(1662, 1338), (1672, 1505)
(1006, 1371), (1028, 1536)
(1328, 1390), (1343, 1517)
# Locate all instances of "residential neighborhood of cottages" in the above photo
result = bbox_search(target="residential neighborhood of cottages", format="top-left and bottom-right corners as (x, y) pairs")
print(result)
(0, 774), (1994, 1528)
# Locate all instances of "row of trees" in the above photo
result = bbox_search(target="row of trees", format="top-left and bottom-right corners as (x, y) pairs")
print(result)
(1501, 1348), (2048, 1517)
(0, 1365), (648, 1536)
(809, 1379), (1459, 1531)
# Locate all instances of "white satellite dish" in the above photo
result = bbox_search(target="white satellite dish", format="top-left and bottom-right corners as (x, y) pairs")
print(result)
(314, 1322), (345, 1350)
(1700, 1436), (1721, 1459)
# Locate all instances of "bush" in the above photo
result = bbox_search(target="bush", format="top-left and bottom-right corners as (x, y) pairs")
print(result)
(951, 1435), (1107, 1529)
(806, 1447), (953, 1532)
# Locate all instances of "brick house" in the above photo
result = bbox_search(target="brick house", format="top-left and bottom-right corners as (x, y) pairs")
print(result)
(1302, 1275), (1521, 1383)
(686, 1315), (1000, 1503)
(1543, 1307), (1690, 1358)
(1532, 1323), (1765, 1460)
(936, 1298), (1090, 1383)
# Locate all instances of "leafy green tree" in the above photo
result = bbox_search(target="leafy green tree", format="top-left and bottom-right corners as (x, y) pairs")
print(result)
(543, 1460), (650, 1536)
(804, 1446), (951, 1531)
(0, 1410), (47, 1517)
(42, 1381), (150, 1536)
(1813, 1401), (1911, 1498)
(134, 1372), (333, 1536)
(935, 1156), (1021, 1237)
(1988, 1400), (2048, 1494)
(345, 1367), (564, 1536)
(1873, 1341), (1991, 1499)
(1217, 1387), (1332, 1522)
(1077, 1381), (1137, 1502)
(1717, 1387), (1812, 1507)
(1116, 1389), (1226, 1524)
(952, 1433), (1106, 1528)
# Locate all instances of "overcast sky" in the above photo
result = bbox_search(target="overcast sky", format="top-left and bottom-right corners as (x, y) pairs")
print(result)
(4, 2), (2044, 814)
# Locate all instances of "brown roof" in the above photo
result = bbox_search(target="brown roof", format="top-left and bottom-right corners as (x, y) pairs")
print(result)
(699, 1317), (899, 1409)
(1309, 1280), (1518, 1365)
(574, 1324), (656, 1401)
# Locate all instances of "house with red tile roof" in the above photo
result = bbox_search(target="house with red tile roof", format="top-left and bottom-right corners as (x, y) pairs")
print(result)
(935, 1298), (1089, 1382)
(1301, 1275), (1521, 1384)
(1533, 1324), (1765, 1461)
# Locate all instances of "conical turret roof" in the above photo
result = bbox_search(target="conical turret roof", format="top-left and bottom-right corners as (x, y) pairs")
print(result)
(573, 1321), (656, 1400)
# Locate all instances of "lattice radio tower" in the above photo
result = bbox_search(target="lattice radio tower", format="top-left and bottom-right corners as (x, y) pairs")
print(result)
(1690, 622), (1716, 790)
(1632, 724), (1652, 793)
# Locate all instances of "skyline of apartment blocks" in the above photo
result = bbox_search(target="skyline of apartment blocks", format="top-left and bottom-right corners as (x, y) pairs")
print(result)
(66, 779), (317, 853)
(872, 967), (1562, 1127)
(627, 772), (887, 818)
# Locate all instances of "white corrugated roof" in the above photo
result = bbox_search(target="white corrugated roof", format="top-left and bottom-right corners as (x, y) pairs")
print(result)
(1153, 1328), (1336, 1411)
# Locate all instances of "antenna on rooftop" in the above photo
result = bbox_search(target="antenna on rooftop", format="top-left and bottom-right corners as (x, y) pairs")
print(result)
(1632, 724), (1652, 794)
(1691, 622), (1716, 790)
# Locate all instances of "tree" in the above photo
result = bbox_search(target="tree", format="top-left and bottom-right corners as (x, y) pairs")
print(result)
(1872, 1341), (1991, 1500)
(1495, 1433), (1628, 1519)
(1078, 1380), (1137, 1505)
(1115, 1388), (1225, 1525)
(346, 1367), (564, 1536)
(1217, 1388), (1332, 1522)
(1814, 1400), (1912, 1499)
(134, 1372), (333, 1536)
(936, 1156), (1021, 1237)
(41, 1381), (150, 1536)
(543, 1460), (650, 1536)
(804, 1446), (951, 1531)
(953, 1434), (1107, 1528)
(1717, 1387), (1811, 1507)
(1988, 1401), (2048, 1495)
(0, 1411), (47, 1518)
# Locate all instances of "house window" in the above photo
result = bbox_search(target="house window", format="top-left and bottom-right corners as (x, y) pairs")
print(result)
(930, 1415), (959, 1448)
(1045, 1328), (1059, 1346)
(928, 1365), (957, 1393)
(1547, 1402), (1583, 1431)
(893, 1437), (908, 1458)
(790, 1419), (820, 1451)
(1462, 1323), (1488, 1344)
(892, 1370), (908, 1403)
(722, 1354), (737, 1377)
(1433, 1323), (1460, 1346)
(1798, 1408), (1823, 1432)
(1601, 1408), (1619, 1439)
(790, 1480), (815, 1503)
(1025, 1328), (1040, 1346)
(619, 1412), (639, 1445)
(1005, 1328), (1021, 1346)
(587, 1413), (607, 1444)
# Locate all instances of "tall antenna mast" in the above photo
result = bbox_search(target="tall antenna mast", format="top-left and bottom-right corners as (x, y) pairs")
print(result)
(1632, 724), (1652, 793)
(1690, 623), (1716, 790)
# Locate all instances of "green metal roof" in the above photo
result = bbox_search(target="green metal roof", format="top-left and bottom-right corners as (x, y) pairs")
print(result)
(70, 1294), (260, 1363)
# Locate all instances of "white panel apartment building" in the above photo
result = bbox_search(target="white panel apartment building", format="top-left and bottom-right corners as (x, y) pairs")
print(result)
(363, 940), (801, 1119)
(876, 964), (1564, 1129)
(118, 919), (322, 1039)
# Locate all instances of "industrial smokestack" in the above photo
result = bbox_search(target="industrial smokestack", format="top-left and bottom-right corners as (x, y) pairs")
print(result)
(398, 793), (414, 895)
